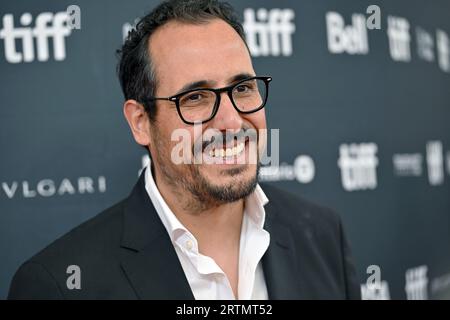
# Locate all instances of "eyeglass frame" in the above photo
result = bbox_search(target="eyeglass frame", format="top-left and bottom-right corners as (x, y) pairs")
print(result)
(142, 76), (272, 125)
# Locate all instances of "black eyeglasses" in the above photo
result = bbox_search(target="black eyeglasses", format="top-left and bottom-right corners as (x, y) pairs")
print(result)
(143, 76), (272, 125)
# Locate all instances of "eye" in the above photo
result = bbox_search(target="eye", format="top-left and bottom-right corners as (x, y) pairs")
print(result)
(180, 92), (206, 106)
(235, 84), (250, 93)
(186, 93), (203, 101)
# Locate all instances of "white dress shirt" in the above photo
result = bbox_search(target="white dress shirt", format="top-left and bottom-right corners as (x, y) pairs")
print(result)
(144, 161), (271, 300)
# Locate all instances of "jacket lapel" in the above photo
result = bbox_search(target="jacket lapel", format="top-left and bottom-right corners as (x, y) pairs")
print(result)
(262, 199), (305, 299)
(119, 172), (194, 300)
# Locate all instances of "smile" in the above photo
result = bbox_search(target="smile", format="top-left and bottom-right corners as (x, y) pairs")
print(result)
(208, 141), (246, 158)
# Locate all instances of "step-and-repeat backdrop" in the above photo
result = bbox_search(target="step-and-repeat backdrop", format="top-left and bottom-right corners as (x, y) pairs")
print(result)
(1, 0), (449, 299)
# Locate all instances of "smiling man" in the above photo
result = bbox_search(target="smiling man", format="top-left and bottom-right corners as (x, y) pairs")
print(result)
(8, 0), (360, 300)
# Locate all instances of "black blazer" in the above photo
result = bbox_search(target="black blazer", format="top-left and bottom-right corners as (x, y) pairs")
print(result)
(8, 172), (361, 299)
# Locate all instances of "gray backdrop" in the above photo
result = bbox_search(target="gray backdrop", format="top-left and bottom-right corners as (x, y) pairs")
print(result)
(1, 0), (450, 299)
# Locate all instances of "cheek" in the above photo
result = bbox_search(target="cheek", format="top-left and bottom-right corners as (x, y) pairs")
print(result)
(244, 111), (267, 133)
(160, 124), (198, 164)
(150, 122), (174, 156)
(247, 112), (267, 154)
(257, 113), (267, 130)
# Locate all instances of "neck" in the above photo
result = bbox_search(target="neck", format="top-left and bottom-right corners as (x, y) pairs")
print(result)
(153, 166), (245, 248)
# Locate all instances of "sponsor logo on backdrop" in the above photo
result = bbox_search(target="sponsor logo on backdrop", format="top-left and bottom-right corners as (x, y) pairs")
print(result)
(243, 8), (295, 57)
(436, 29), (450, 72)
(393, 140), (449, 184)
(405, 265), (428, 300)
(338, 143), (378, 191)
(259, 155), (315, 183)
(326, 5), (380, 55)
(426, 140), (444, 186)
(1, 176), (106, 199)
(430, 272), (450, 299)
(0, 6), (80, 63)
(326, 12), (369, 55)
(387, 16), (411, 62)
(414, 27), (450, 71)
(416, 27), (435, 62)
(122, 8), (296, 57)
(325, 8), (450, 73)
(393, 153), (423, 176)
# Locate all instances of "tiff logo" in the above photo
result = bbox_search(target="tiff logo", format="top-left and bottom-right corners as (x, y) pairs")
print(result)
(243, 8), (295, 57)
(0, 6), (80, 63)
(387, 16), (411, 62)
(405, 265), (428, 300)
(436, 29), (450, 72)
(338, 143), (378, 191)
(416, 27), (435, 62)
(426, 140), (444, 186)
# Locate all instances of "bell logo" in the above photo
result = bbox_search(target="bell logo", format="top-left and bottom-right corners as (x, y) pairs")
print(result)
(326, 12), (369, 55)
(243, 8), (295, 57)
(0, 11), (73, 63)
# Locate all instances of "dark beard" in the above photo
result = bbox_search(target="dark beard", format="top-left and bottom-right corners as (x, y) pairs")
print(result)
(155, 157), (260, 212)
(186, 162), (260, 207)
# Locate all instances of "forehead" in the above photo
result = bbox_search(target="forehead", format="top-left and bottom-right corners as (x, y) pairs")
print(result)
(148, 18), (254, 93)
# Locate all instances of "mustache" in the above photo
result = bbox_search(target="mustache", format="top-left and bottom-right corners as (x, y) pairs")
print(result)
(201, 128), (257, 151)
(190, 128), (258, 156)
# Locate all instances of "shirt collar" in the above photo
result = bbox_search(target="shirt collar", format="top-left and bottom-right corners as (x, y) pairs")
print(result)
(245, 184), (268, 230)
(144, 160), (188, 242)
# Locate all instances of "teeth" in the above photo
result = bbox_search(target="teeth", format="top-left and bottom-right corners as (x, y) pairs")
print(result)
(207, 142), (245, 158)
(237, 142), (244, 153)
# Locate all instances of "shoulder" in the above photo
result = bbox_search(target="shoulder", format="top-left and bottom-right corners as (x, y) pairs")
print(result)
(18, 199), (126, 273)
(259, 183), (342, 236)
(8, 199), (130, 299)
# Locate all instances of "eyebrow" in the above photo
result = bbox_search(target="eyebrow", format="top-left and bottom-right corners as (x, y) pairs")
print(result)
(175, 72), (255, 94)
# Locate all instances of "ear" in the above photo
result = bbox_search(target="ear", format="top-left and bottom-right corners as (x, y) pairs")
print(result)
(123, 99), (152, 149)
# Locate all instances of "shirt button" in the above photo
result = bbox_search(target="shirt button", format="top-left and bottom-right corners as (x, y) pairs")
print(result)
(185, 240), (193, 250)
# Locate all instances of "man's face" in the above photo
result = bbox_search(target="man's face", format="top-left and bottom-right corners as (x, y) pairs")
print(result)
(148, 18), (267, 207)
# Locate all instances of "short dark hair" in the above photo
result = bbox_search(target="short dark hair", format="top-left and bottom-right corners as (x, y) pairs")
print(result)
(117, 0), (247, 120)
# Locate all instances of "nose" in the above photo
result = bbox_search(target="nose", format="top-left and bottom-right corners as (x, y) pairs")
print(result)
(209, 92), (243, 132)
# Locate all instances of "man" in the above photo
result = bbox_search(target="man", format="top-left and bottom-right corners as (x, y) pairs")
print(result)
(8, 0), (360, 299)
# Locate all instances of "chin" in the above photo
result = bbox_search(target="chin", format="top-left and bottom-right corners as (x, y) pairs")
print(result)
(208, 165), (257, 187)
